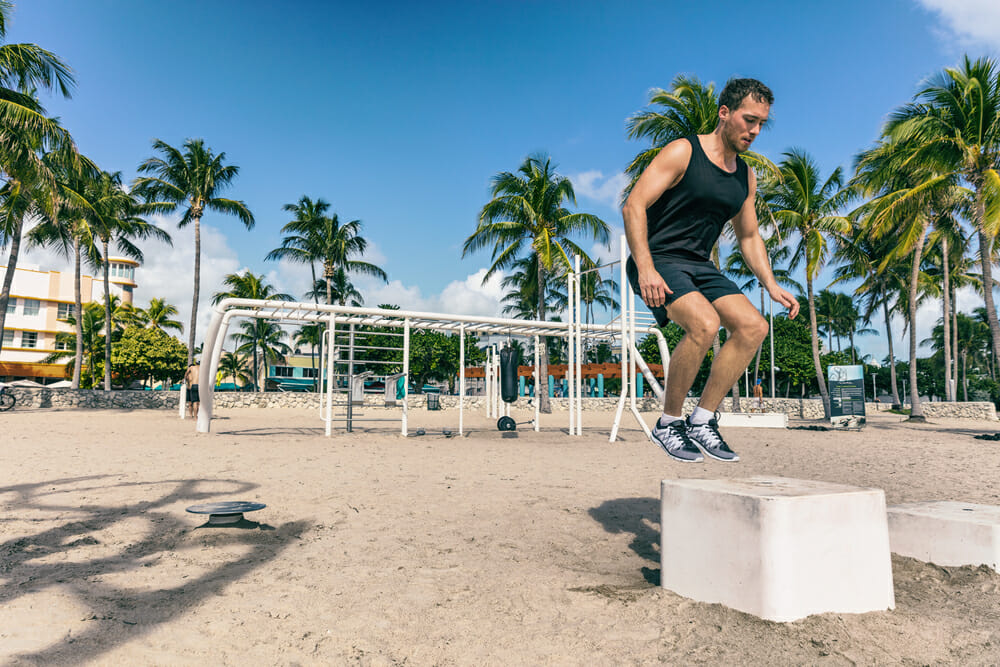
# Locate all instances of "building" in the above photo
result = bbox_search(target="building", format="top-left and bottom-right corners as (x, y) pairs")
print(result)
(0, 258), (139, 383)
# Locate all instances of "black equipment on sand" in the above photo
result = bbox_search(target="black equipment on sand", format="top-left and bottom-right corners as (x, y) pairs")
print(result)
(496, 344), (534, 432)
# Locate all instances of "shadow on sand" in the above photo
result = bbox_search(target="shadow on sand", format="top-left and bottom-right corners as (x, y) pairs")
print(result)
(588, 497), (661, 586)
(0, 475), (310, 664)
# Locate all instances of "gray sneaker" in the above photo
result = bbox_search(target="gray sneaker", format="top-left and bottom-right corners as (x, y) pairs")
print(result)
(651, 418), (704, 462)
(686, 413), (740, 462)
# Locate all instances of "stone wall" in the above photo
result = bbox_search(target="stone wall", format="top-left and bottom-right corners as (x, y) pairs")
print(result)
(6, 387), (997, 420)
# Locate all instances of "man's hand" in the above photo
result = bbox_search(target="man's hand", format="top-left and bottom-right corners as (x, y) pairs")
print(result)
(639, 268), (672, 308)
(768, 285), (799, 318)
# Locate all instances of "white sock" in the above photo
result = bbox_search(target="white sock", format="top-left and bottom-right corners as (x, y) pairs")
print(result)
(689, 406), (714, 425)
(659, 413), (682, 426)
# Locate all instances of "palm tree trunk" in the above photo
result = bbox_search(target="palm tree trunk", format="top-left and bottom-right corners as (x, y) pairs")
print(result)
(188, 215), (201, 367)
(103, 240), (113, 391)
(906, 220), (931, 421)
(962, 351), (968, 401)
(537, 261), (551, 413)
(952, 286), (959, 398)
(807, 275), (831, 418)
(942, 236), (952, 401)
(72, 237), (83, 389)
(883, 298), (901, 408)
(0, 215), (24, 349)
(976, 224), (1000, 391)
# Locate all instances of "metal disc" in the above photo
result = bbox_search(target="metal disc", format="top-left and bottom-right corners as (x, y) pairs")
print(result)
(497, 416), (517, 431)
(187, 501), (266, 515)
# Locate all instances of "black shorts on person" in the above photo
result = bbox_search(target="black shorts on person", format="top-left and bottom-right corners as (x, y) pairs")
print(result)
(187, 384), (200, 403)
(626, 255), (742, 327)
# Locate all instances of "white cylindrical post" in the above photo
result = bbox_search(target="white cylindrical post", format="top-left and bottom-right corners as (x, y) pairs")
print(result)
(179, 382), (187, 419)
(629, 283), (637, 414)
(494, 344), (501, 419)
(575, 255), (583, 435)
(402, 318), (410, 436)
(326, 316), (336, 436)
(534, 334), (540, 431)
(769, 298), (775, 399)
(567, 268), (575, 435)
(610, 235), (630, 443)
(459, 324), (465, 436)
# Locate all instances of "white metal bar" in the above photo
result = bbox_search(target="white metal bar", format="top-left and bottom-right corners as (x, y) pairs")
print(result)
(575, 255), (583, 435)
(610, 236), (630, 443)
(567, 267), (575, 436)
(459, 324), (465, 436)
(402, 318), (410, 436)
(533, 335), (540, 431)
(629, 283), (638, 416)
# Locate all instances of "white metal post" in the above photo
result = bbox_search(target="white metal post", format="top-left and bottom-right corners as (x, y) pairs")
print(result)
(533, 334), (540, 431)
(575, 255), (583, 435)
(402, 318), (410, 436)
(459, 324), (465, 436)
(567, 267), (575, 435)
(769, 298), (775, 399)
(610, 237), (630, 442)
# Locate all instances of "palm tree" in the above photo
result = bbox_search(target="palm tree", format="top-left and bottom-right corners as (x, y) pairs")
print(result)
(266, 204), (387, 306)
(231, 319), (291, 391)
(883, 56), (1000, 379)
(463, 153), (610, 412)
(132, 138), (254, 366)
(218, 350), (252, 389)
(0, 2), (78, 347)
(43, 301), (104, 388)
(832, 222), (909, 406)
(87, 171), (171, 389)
(293, 322), (324, 389)
(306, 269), (364, 307)
(767, 149), (852, 417)
(135, 297), (184, 334)
(855, 132), (962, 419)
(499, 254), (563, 320)
(212, 271), (293, 392)
(623, 74), (778, 202)
(23, 149), (101, 388)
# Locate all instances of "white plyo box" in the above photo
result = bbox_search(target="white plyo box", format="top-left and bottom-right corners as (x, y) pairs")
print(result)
(888, 501), (1000, 570)
(660, 476), (895, 622)
(717, 412), (788, 428)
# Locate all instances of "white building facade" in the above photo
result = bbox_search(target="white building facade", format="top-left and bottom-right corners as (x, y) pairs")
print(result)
(0, 258), (139, 383)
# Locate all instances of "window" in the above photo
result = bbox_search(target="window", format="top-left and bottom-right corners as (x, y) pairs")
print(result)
(57, 303), (73, 320)
(21, 331), (37, 348)
(5, 298), (14, 315)
(273, 366), (293, 378)
(2, 330), (12, 346)
(302, 367), (317, 378)
(55, 339), (70, 350)
(22, 299), (39, 316)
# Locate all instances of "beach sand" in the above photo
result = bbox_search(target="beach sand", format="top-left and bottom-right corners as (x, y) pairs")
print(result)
(3, 405), (1000, 665)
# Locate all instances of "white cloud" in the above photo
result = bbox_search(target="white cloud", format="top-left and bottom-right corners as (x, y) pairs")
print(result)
(356, 267), (505, 317)
(569, 170), (629, 209)
(916, 0), (1000, 50)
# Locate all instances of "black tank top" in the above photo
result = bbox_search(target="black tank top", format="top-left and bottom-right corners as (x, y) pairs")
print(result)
(645, 135), (749, 262)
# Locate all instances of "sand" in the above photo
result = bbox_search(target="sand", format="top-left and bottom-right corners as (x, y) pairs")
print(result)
(3, 405), (1000, 665)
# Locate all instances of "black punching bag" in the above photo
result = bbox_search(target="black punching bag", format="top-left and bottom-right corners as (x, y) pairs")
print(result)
(499, 345), (519, 403)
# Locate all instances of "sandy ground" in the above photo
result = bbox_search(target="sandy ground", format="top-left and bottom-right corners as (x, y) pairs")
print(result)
(3, 404), (1000, 666)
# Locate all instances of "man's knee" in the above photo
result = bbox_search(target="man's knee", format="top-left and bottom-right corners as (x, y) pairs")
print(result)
(683, 313), (721, 348)
(738, 314), (769, 345)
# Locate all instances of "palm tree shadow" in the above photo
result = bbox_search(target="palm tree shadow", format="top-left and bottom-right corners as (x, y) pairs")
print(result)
(1, 475), (311, 664)
(588, 497), (661, 586)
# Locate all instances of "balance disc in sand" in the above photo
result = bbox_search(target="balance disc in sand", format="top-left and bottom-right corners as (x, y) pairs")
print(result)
(186, 501), (266, 525)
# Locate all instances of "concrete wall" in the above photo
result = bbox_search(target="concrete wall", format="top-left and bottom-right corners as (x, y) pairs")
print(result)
(6, 387), (998, 421)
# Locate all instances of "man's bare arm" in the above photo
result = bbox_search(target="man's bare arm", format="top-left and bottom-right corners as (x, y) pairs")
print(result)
(731, 170), (799, 318)
(622, 139), (691, 308)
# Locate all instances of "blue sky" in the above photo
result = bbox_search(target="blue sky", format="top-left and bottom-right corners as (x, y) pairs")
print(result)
(11, 0), (1000, 361)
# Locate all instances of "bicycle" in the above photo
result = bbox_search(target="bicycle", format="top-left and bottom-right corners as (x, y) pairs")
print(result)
(0, 384), (15, 411)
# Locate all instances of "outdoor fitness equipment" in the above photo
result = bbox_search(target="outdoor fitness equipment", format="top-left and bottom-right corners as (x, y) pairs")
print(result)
(495, 344), (534, 432)
(186, 501), (266, 525)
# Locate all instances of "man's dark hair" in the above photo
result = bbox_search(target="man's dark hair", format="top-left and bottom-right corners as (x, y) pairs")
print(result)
(718, 78), (773, 111)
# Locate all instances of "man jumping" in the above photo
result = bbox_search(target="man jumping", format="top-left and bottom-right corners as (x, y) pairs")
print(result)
(623, 78), (798, 463)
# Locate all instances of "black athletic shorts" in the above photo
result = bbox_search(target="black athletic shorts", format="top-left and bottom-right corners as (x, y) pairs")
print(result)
(187, 384), (200, 403)
(626, 255), (742, 327)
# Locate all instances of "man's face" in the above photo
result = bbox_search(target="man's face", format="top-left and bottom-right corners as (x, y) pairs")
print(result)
(719, 96), (770, 153)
